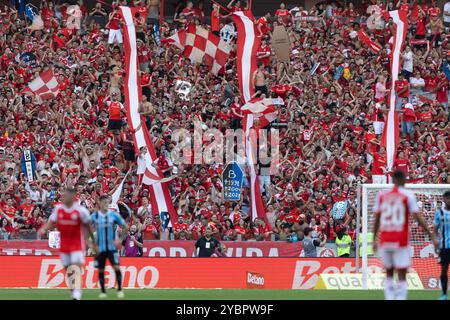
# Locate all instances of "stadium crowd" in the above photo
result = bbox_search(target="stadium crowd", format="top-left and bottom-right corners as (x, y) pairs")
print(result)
(0, 0), (449, 247)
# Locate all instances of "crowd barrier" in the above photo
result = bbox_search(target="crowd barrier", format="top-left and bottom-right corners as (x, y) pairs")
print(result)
(0, 256), (441, 290)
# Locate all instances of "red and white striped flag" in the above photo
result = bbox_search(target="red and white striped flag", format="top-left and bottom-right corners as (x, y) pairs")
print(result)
(243, 114), (269, 223)
(21, 69), (59, 99)
(233, 10), (267, 223)
(162, 25), (231, 75)
(381, 10), (408, 178)
(241, 97), (283, 128)
(120, 6), (177, 222)
(232, 10), (261, 103)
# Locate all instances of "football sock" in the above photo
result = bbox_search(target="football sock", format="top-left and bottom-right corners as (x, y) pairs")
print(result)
(441, 271), (448, 295)
(115, 269), (122, 291)
(384, 277), (395, 300)
(99, 271), (106, 293)
(72, 289), (82, 300)
(396, 280), (408, 300)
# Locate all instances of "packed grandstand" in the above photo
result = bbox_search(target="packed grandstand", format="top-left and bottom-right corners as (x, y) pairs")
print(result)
(0, 0), (449, 253)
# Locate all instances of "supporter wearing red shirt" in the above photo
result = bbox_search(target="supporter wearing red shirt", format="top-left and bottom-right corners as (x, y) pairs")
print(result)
(415, 10), (427, 38)
(275, 3), (291, 25)
(173, 216), (190, 240)
(436, 72), (449, 106)
(272, 83), (291, 100)
(143, 216), (159, 240)
(211, 4), (220, 36)
(180, 1), (196, 24)
(256, 40), (272, 68)
(256, 13), (270, 37)
(234, 218), (248, 240)
(372, 147), (387, 184)
(227, 0), (247, 12)
(400, 103), (416, 135)
(394, 74), (409, 109)
(19, 198), (34, 218)
(427, 3), (441, 19)
(397, 0), (411, 14)
(394, 151), (410, 176)
(364, 125), (378, 155)
(416, 103), (436, 122)
(1, 199), (16, 220)
(103, 93), (124, 134)
(192, 3), (205, 23)
(424, 71), (438, 95)
(253, 218), (272, 241)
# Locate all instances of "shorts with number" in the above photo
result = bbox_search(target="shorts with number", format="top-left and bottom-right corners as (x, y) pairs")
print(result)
(95, 251), (120, 269)
(60, 251), (85, 268)
(378, 247), (410, 269)
(108, 29), (123, 44)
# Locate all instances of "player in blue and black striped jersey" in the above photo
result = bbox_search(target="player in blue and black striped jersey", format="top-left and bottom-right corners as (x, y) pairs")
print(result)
(90, 194), (127, 299)
(434, 191), (450, 300)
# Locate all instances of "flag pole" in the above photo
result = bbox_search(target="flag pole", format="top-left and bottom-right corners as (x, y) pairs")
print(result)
(95, 0), (112, 8)
(159, 0), (164, 28)
(212, 0), (230, 13)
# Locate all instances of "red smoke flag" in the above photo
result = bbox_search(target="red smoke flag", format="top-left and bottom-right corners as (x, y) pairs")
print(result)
(381, 10), (408, 177)
(21, 69), (59, 100)
(357, 29), (382, 54)
(162, 25), (231, 75)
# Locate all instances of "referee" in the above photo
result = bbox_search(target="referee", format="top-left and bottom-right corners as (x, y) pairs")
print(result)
(434, 191), (450, 300)
(194, 226), (223, 257)
(90, 195), (127, 299)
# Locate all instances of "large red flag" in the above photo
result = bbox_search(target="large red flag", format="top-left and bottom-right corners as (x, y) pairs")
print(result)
(119, 6), (176, 223)
(381, 10), (408, 178)
(233, 10), (267, 223)
(232, 10), (261, 103)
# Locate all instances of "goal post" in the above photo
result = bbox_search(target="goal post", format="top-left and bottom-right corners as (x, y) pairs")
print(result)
(359, 183), (450, 290)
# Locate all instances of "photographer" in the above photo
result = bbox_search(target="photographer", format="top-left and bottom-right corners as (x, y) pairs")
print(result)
(122, 224), (143, 257)
(195, 226), (223, 257)
(302, 227), (327, 258)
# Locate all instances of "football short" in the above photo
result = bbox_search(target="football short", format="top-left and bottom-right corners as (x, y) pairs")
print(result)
(255, 85), (268, 97)
(438, 248), (450, 265)
(95, 251), (120, 270)
(123, 148), (135, 161)
(60, 251), (85, 268)
(372, 175), (387, 184)
(108, 29), (123, 44)
(108, 119), (122, 130)
(378, 246), (411, 269)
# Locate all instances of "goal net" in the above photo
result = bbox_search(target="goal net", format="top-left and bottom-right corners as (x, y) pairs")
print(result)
(360, 184), (450, 290)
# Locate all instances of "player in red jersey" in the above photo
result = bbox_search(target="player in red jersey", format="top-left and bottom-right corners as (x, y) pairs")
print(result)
(39, 188), (91, 300)
(373, 171), (437, 300)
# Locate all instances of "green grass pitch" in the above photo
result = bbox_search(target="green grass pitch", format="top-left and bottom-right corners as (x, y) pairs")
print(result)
(0, 289), (442, 300)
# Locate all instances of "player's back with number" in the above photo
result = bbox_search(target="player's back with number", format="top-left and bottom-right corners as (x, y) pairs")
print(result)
(49, 203), (90, 253)
(374, 187), (419, 248)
